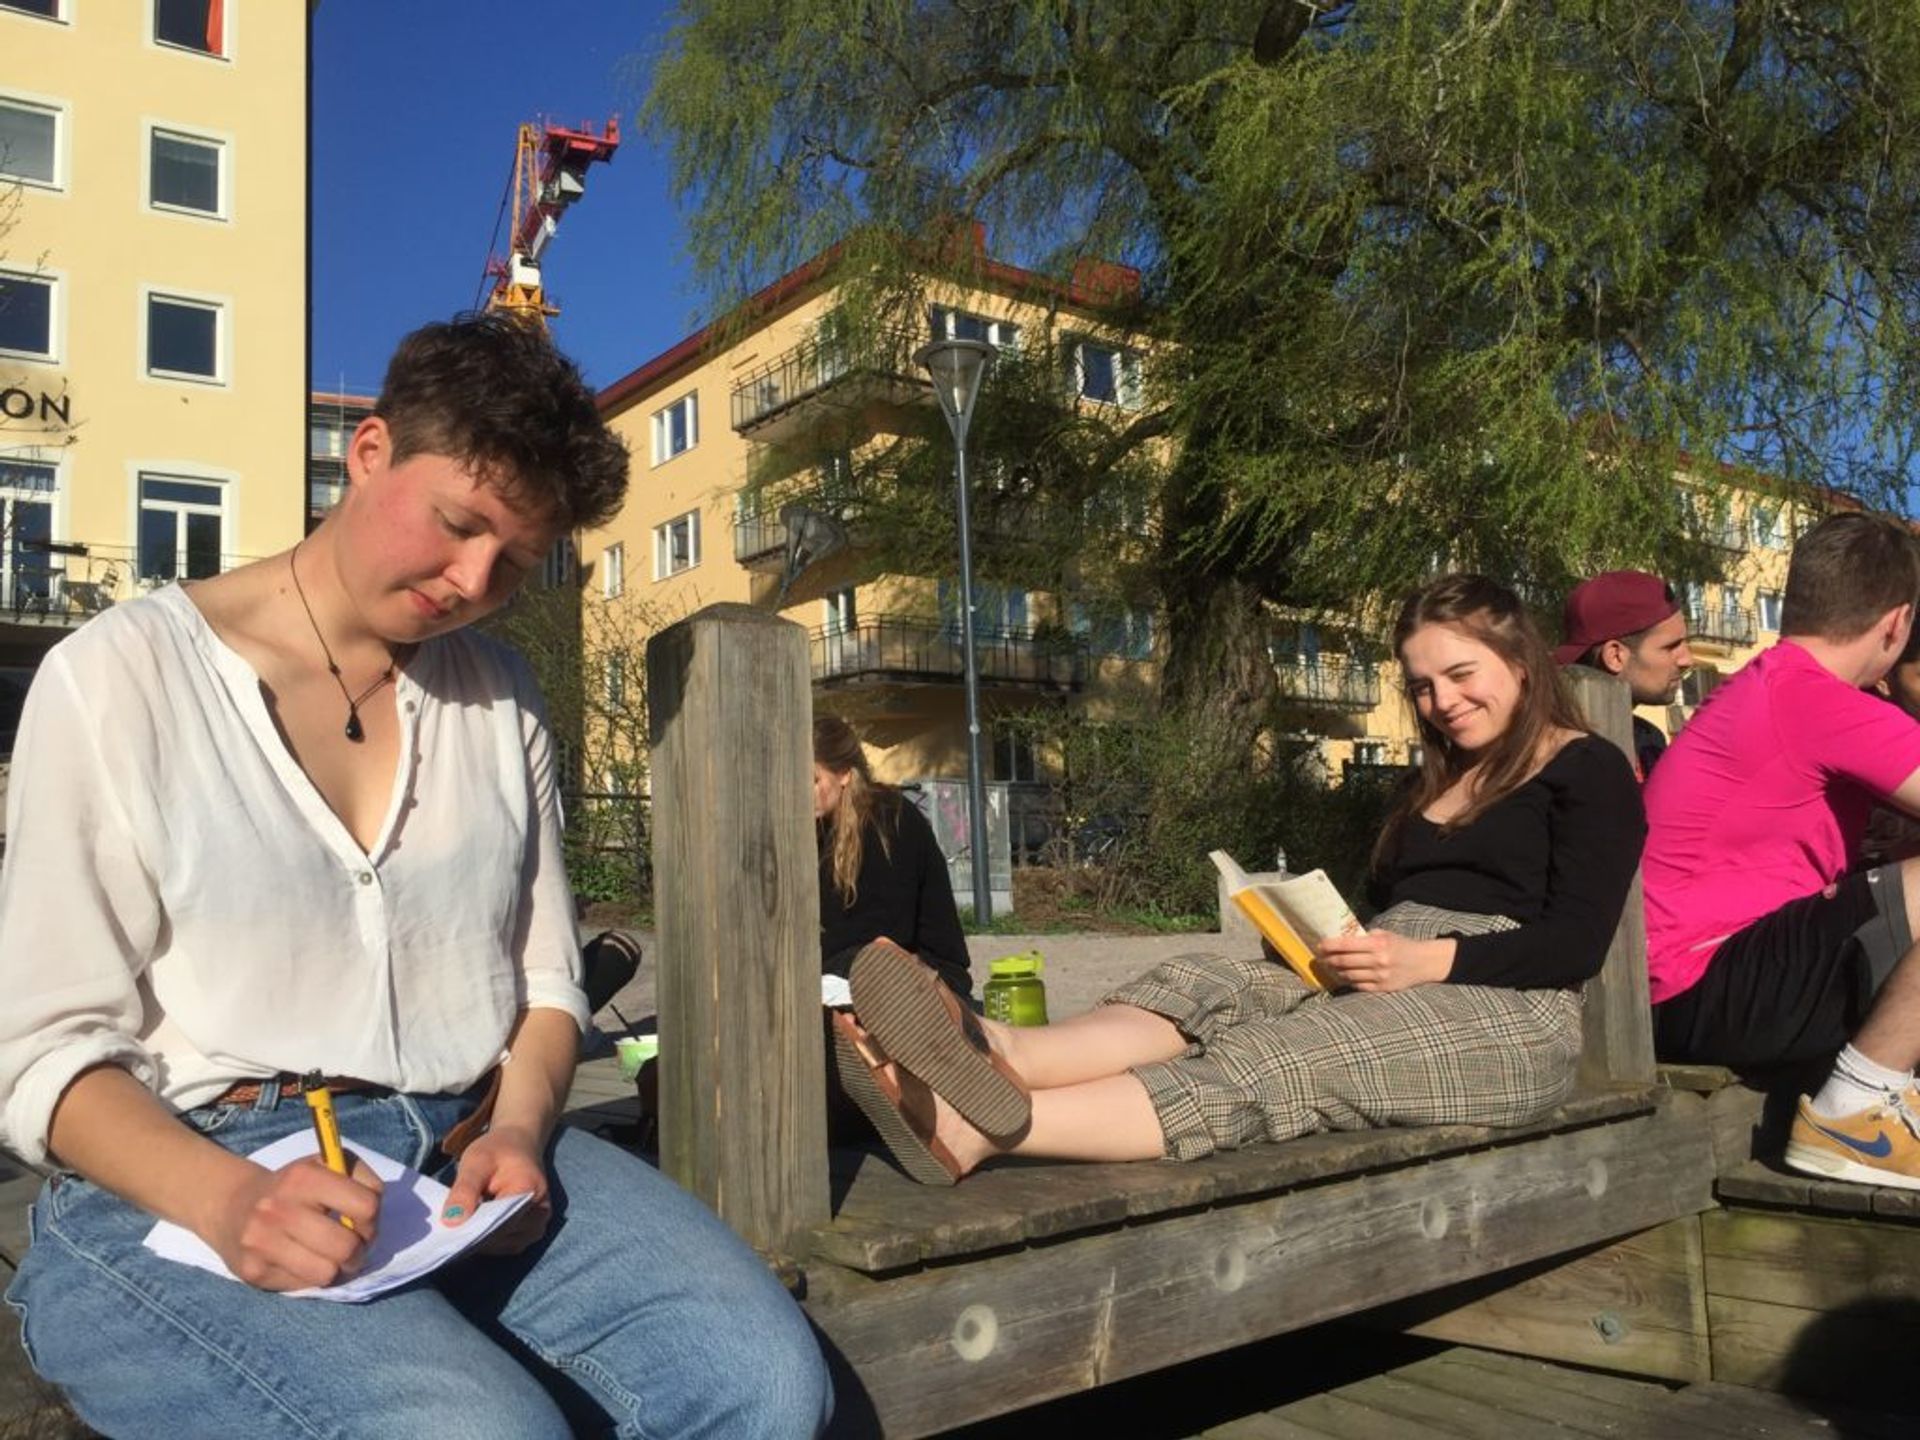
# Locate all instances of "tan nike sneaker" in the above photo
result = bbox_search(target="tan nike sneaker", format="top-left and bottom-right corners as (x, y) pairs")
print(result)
(1783, 1092), (1920, 1191)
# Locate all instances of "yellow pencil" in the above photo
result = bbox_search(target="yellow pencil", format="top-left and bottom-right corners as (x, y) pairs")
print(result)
(300, 1070), (356, 1232)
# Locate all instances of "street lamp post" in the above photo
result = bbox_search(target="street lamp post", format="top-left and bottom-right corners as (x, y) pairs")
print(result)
(915, 336), (997, 924)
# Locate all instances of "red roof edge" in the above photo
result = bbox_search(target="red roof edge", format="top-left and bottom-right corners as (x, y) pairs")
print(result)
(594, 229), (1143, 416)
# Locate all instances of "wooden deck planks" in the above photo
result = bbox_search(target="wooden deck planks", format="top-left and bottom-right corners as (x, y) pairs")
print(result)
(804, 1100), (1716, 1437)
(807, 1087), (1660, 1274)
(1366, 1216), (1711, 1382)
(1232, 1348), (1904, 1440)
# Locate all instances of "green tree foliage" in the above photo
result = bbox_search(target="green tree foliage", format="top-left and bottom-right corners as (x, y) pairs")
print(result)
(485, 579), (664, 909)
(649, 1), (1920, 727)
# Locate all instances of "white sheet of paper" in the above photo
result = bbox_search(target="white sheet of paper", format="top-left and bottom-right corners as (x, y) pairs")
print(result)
(142, 1130), (532, 1303)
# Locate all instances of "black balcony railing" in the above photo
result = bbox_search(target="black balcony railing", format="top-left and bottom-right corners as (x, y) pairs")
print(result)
(1272, 657), (1383, 712)
(730, 326), (924, 434)
(5, 540), (257, 628)
(811, 616), (1087, 690)
(1685, 603), (1756, 647)
(733, 510), (789, 564)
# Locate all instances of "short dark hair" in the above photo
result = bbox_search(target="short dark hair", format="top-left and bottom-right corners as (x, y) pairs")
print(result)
(375, 312), (629, 531)
(1780, 512), (1920, 641)
(1574, 620), (1660, 670)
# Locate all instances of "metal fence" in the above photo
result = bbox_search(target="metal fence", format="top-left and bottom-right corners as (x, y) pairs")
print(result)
(811, 615), (1089, 689)
(1685, 603), (1756, 646)
(729, 325), (922, 432)
(1271, 657), (1383, 712)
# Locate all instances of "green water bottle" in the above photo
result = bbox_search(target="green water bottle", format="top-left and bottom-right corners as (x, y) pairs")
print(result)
(983, 952), (1048, 1026)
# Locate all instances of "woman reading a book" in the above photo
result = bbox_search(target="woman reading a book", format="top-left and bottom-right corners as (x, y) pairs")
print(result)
(832, 573), (1645, 1184)
(0, 317), (831, 1436)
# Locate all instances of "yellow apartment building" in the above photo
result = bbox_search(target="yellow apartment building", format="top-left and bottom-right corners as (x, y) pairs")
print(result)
(587, 234), (1156, 864)
(0, 0), (308, 748)
(585, 234), (1809, 869)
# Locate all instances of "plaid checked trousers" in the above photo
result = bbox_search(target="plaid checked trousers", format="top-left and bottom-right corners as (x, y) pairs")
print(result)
(1106, 902), (1584, 1160)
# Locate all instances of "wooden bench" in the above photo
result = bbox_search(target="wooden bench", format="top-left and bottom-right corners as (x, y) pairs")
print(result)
(645, 607), (1718, 1436)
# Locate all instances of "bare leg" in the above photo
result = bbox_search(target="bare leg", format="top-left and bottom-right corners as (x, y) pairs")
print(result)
(1851, 943), (1920, 1072)
(1851, 860), (1920, 1072)
(936, 1073), (1167, 1173)
(982, 1004), (1189, 1090)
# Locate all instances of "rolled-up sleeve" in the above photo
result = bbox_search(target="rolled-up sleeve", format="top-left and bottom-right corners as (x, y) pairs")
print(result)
(507, 657), (587, 1031)
(0, 655), (163, 1165)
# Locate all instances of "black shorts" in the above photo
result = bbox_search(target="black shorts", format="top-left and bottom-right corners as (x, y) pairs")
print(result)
(1652, 867), (1911, 1069)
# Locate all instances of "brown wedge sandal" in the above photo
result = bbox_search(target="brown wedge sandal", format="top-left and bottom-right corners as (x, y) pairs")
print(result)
(828, 1011), (963, 1186)
(848, 941), (1031, 1141)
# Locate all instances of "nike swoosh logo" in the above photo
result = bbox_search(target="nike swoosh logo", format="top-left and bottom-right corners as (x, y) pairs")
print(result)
(1809, 1119), (1894, 1158)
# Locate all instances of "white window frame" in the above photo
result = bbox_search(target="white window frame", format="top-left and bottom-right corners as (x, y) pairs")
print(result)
(1070, 601), (1154, 661)
(930, 305), (1020, 351)
(145, 121), (228, 220)
(150, 0), (230, 60)
(134, 469), (228, 582)
(1681, 580), (1707, 627)
(142, 287), (226, 385)
(1757, 589), (1784, 633)
(0, 92), (65, 191)
(601, 541), (625, 599)
(0, 267), (59, 363)
(822, 587), (856, 634)
(650, 392), (698, 466)
(992, 726), (1040, 783)
(605, 651), (627, 707)
(0, 0), (66, 24)
(0, 457), (60, 608)
(1069, 337), (1143, 409)
(653, 509), (701, 579)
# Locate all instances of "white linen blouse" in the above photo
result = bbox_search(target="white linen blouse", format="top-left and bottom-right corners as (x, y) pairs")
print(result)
(0, 584), (585, 1165)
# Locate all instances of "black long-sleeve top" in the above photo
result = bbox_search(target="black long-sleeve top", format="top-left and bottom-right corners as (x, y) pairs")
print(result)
(819, 792), (973, 999)
(1367, 735), (1646, 990)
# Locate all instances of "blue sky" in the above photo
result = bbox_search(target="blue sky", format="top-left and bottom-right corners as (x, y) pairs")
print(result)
(312, 2), (700, 395)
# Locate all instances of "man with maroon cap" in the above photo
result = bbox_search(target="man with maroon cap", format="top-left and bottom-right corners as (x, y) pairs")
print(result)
(1556, 570), (1694, 778)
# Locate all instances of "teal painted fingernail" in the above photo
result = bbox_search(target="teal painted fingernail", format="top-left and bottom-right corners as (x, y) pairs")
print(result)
(443, 1205), (466, 1220)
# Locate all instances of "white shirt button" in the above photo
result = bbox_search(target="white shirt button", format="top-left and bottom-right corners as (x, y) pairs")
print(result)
(357, 871), (374, 886)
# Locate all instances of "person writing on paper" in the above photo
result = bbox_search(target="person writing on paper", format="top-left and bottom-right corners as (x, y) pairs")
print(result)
(829, 574), (1645, 1183)
(0, 315), (831, 1438)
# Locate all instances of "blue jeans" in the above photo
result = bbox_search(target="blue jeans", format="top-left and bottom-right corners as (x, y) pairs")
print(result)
(4, 1084), (832, 1439)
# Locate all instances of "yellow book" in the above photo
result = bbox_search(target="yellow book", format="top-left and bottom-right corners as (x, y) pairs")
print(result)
(1209, 850), (1365, 991)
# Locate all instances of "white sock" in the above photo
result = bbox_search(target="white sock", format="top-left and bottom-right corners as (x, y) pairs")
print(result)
(1810, 1045), (1914, 1119)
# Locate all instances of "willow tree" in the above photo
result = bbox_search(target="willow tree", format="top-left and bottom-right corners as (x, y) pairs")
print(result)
(648, 1), (1920, 742)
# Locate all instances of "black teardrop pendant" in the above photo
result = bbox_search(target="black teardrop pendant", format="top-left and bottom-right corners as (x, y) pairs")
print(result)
(344, 708), (365, 743)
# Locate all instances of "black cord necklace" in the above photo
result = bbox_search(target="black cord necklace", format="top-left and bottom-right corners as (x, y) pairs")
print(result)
(289, 544), (399, 743)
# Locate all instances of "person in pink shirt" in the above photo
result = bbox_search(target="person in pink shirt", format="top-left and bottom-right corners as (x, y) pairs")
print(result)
(1644, 512), (1920, 1189)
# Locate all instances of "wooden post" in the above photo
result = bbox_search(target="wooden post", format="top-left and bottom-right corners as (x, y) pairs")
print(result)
(1565, 665), (1658, 1090)
(646, 603), (828, 1252)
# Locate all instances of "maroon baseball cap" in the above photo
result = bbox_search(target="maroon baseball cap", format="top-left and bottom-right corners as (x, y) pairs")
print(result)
(1554, 571), (1680, 664)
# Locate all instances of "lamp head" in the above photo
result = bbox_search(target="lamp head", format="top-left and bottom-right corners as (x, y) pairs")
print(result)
(914, 338), (996, 443)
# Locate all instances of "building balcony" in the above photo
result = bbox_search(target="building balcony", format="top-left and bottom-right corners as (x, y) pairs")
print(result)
(812, 616), (1087, 692)
(3, 540), (256, 632)
(1272, 657), (1383, 713)
(729, 326), (927, 443)
(734, 509), (790, 566)
(1685, 603), (1756, 648)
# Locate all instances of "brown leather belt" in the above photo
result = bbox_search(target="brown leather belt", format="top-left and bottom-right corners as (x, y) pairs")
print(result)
(212, 1074), (385, 1107)
(207, 1068), (502, 1161)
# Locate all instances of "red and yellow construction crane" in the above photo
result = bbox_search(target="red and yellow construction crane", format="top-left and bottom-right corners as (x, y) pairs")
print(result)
(483, 116), (621, 327)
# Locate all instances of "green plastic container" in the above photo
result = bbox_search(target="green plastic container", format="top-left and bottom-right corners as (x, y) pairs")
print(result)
(983, 952), (1048, 1027)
